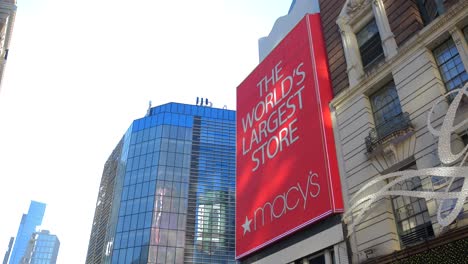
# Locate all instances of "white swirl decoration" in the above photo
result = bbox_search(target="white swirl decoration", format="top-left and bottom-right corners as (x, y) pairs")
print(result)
(344, 83), (468, 233)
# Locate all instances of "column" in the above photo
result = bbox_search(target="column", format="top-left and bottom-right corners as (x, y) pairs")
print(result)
(337, 17), (364, 87)
(372, 0), (398, 59)
(324, 249), (332, 264)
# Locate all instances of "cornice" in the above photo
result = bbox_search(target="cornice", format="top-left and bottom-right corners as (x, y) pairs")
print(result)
(330, 0), (468, 109)
(343, 0), (373, 30)
(346, 0), (371, 17)
(0, 3), (16, 12)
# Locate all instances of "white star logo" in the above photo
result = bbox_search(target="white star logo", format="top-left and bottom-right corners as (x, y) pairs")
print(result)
(242, 216), (252, 236)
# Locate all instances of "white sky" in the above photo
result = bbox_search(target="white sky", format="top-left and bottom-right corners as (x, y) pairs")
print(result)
(0, 0), (292, 263)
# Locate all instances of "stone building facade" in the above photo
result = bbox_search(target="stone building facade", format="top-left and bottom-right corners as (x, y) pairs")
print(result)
(319, 0), (468, 262)
(0, 0), (16, 92)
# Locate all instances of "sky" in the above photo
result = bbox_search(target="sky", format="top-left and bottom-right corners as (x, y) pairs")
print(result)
(0, 0), (292, 263)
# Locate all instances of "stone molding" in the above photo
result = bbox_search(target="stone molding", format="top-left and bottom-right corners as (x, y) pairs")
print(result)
(337, 0), (398, 90)
(331, 0), (468, 109)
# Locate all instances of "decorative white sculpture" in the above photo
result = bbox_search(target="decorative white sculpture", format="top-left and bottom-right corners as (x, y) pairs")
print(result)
(344, 83), (468, 233)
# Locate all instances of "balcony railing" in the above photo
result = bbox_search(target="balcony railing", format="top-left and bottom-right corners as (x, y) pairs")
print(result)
(365, 112), (413, 153)
(400, 222), (435, 247)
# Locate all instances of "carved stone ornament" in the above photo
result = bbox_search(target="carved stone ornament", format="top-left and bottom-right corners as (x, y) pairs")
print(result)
(344, 83), (468, 234)
(346, 0), (371, 15)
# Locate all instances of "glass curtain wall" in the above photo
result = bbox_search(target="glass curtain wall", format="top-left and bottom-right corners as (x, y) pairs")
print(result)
(109, 103), (235, 264)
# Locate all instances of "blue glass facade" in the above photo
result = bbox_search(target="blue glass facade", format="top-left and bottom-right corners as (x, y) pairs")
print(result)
(2, 237), (14, 264)
(25, 230), (60, 264)
(9, 201), (46, 264)
(106, 103), (236, 264)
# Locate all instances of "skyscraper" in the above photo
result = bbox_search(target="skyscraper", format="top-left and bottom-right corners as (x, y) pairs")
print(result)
(0, 0), (17, 92)
(21, 230), (60, 264)
(86, 139), (123, 264)
(2, 237), (13, 264)
(86, 102), (236, 264)
(9, 201), (46, 264)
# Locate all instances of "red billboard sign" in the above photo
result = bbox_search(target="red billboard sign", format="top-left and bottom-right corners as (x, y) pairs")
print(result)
(236, 14), (344, 259)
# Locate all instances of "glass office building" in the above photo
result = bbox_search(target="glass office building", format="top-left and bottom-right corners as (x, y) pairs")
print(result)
(86, 140), (123, 264)
(9, 201), (46, 264)
(2, 237), (14, 264)
(21, 230), (60, 264)
(88, 102), (236, 264)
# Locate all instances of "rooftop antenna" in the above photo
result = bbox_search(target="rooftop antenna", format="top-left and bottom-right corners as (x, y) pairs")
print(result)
(146, 100), (152, 116)
(195, 97), (213, 107)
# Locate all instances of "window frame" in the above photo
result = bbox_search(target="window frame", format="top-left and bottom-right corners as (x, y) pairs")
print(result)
(337, 0), (398, 87)
(356, 18), (385, 70)
(390, 162), (434, 247)
(417, 0), (441, 25)
(463, 25), (468, 42)
(369, 81), (404, 139)
(432, 36), (468, 96)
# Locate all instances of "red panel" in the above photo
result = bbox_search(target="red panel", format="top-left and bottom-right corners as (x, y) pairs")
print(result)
(236, 14), (343, 259)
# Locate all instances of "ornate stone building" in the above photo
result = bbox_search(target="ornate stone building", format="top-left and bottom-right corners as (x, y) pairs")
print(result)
(319, 0), (468, 262)
(0, 0), (16, 92)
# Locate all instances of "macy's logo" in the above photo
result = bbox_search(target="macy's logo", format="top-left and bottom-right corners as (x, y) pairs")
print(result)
(241, 171), (321, 236)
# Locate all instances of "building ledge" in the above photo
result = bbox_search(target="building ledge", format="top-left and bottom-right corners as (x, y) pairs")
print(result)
(362, 224), (468, 264)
